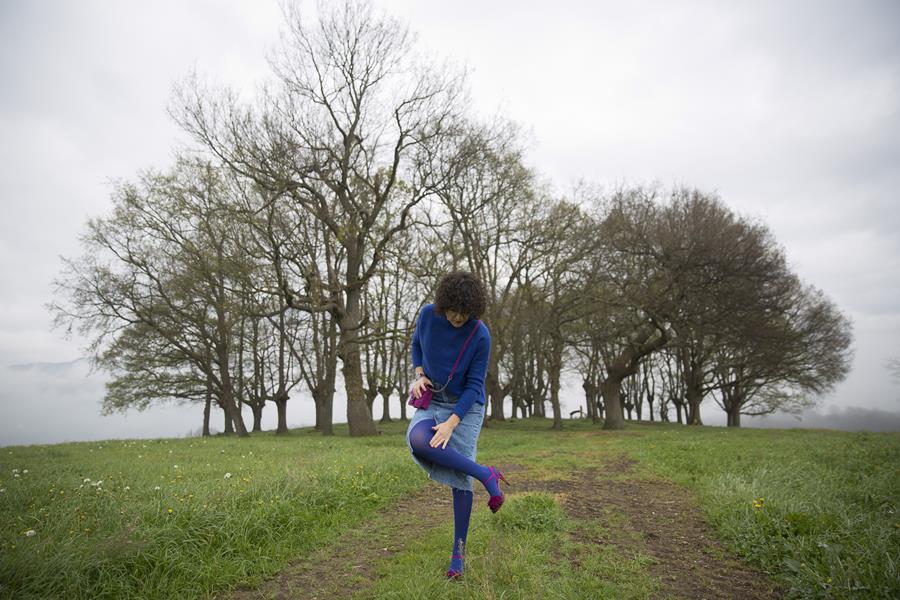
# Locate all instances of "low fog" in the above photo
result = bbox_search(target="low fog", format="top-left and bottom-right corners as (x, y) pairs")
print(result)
(2, 360), (897, 448)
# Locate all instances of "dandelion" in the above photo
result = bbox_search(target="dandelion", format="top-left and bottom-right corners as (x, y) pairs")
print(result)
(24, 530), (36, 537)
(167, 508), (174, 514)
(752, 497), (765, 510)
(224, 472), (232, 479)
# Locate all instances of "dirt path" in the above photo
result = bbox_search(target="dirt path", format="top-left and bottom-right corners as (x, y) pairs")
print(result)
(555, 456), (783, 600)
(218, 459), (782, 600)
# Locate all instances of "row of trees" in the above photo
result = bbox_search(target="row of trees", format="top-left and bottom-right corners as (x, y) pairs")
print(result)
(51, 1), (853, 436)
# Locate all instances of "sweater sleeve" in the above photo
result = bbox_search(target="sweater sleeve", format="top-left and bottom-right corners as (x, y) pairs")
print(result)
(452, 334), (490, 422)
(410, 307), (424, 369)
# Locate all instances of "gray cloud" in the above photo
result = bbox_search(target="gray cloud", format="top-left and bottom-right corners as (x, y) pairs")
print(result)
(2, 0), (899, 444)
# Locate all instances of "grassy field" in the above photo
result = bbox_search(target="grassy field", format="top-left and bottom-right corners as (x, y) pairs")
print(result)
(1, 418), (897, 599)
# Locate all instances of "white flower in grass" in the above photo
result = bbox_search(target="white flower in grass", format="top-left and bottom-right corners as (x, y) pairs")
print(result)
(22, 469), (28, 474)
(12, 469), (19, 474)
(24, 530), (36, 537)
(13, 473), (20, 478)
(154, 485), (161, 491)
(173, 465), (179, 469)
(0, 488), (5, 493)
(124, 486), (130, 491)
(224, 472), (232, 479)
(83, 478), (91, 483)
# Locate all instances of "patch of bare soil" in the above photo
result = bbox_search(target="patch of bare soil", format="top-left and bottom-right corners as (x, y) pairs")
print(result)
(559, 457), (783, 600)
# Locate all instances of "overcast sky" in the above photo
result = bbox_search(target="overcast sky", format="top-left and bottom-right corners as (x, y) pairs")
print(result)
(1, 0), (899, 445)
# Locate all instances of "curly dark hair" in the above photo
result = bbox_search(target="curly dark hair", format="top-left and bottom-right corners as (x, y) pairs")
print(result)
(433, 270), (488, 319)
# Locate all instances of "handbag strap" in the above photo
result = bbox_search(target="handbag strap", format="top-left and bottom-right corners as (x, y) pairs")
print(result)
(446, 319), (481, 384)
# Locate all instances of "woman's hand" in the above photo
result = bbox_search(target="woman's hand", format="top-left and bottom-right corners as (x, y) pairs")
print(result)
(412, 375), (433, 399)
(430, 414), (460, 449)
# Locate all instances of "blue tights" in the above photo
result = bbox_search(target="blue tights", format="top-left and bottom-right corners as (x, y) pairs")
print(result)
(409, 419), (500, 573)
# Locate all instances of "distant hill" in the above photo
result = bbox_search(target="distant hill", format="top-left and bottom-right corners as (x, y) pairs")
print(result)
(7, 358), (87, 374)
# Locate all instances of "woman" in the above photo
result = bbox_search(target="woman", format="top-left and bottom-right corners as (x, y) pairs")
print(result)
(405, 270), (510, 580)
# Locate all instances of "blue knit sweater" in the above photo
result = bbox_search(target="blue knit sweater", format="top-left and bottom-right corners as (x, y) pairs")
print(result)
(410, 303), (491, 421)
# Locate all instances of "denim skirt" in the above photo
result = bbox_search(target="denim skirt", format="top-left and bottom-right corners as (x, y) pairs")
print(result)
(405, 388), (486, 491)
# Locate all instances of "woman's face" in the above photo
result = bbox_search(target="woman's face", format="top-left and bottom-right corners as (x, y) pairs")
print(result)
(445, 309), (469, 328)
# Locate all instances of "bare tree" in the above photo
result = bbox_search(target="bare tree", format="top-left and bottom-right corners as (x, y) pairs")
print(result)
(51, 158), (258, 435)
(426, 119), (543, 422)
(171, 0), (465, 436)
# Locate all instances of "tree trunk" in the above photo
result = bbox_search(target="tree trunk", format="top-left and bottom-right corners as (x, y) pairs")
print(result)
(251, 403), (263, 432)
(379, 387), (393, 423)
(203, 380), (212, 437)
(396, 385), (408, 420)
(685, 381), (704, 425)
(314, 334), (338, 435)
(274, 391), (290, 434)
(223, 399), (234, 434)
(313, 385), (335, 436)
(549, 341), (563, 429)
(725, 390), (743, 427)
(600, 376), (626, 430)
(486, 359), (506, 421)
(339, 287), (378, 437)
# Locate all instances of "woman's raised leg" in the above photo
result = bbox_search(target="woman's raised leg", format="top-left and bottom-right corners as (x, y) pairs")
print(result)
(408, 419), (504, 499)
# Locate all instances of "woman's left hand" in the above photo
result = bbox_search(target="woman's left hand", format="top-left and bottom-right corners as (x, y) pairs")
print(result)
(430, 416), (459, 449)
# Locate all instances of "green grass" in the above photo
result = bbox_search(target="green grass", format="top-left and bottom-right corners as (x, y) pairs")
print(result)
(614, 422), (900, 599)
(1, 418), (897, 599)
(0, 426), (423, 599)
(362, 492), (658, 600)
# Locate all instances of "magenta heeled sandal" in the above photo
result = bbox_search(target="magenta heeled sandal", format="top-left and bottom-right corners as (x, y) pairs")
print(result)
(485, 466), (510, 513)
(446, 554), (464, 579)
